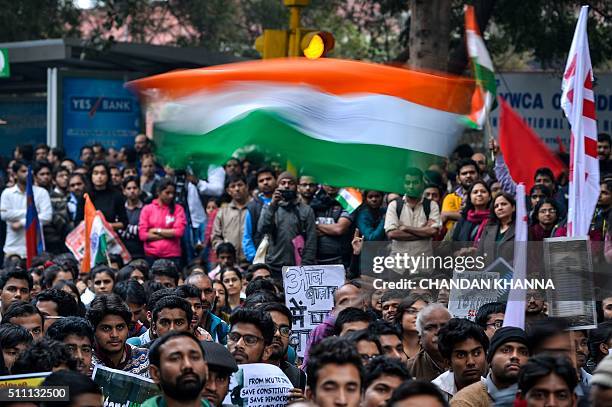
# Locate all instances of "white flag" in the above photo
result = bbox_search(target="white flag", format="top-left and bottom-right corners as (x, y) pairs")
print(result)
(561, 6), (599, 237)
(503, 183), (527, 329)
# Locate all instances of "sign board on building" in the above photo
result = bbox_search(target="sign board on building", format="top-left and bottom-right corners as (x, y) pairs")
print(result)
(490, 72), (612, 149)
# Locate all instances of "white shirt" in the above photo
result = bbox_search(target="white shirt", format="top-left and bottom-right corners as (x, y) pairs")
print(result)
(432, 370), (486, 402)
(187, 182), (206, 228)
(1, 184), (52, 257)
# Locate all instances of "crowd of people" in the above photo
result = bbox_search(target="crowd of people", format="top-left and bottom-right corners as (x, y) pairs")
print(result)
(0, 131), (610, 407)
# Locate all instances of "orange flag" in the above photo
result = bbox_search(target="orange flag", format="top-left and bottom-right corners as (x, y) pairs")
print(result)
(82, 194), (97, 274)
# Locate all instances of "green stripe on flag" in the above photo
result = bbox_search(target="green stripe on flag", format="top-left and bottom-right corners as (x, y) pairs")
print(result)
(94, 233), (108, 266)
(155, 110), (440, 194)
(472, 59), (497, 96)
(336, 193), (356, 214)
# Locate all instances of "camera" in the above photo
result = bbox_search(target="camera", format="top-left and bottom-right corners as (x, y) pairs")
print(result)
(280, 189), (297, 202)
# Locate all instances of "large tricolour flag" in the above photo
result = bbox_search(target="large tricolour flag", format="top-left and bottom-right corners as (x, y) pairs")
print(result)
(561, 6), (599, 237)
(463, 5), (497, 129)
(25, 166), (44, 267)
(127, 58), (473, 193)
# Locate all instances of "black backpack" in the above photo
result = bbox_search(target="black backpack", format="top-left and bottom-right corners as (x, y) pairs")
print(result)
(394, 196), (431, 220)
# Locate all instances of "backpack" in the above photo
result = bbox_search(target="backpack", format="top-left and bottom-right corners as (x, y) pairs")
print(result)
(394, 196), (431, 220)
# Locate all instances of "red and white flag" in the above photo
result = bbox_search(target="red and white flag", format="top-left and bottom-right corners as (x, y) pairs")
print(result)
(561, 6), (599, 237)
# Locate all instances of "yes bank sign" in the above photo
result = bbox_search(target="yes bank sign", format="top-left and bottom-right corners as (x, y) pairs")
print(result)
(490, 72), (612, 149)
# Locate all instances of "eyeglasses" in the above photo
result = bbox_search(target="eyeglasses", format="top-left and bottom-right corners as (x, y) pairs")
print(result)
(360, 354), (378, 363)
(299, 183), (317, 188)
(486, 320), (503, 329)
(274, 324), (291, 337)
(227, 332), (263, 346)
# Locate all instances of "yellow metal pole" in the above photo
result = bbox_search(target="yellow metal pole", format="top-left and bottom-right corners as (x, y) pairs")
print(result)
(284, 0), (309, 57)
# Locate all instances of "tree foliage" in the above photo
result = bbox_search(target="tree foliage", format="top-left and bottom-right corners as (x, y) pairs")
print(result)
(0, 0), (80, 42)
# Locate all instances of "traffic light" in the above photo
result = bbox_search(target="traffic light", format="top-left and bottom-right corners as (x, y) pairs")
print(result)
(300, 30), (335, 59)
(255, 30), (289, 59)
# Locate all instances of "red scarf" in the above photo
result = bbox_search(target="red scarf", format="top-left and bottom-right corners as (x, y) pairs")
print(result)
(467, 209), (490, 246)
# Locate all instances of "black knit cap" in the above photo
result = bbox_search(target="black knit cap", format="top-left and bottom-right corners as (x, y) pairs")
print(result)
(487, 326), (529, 363)
(202, 341), (239, 375)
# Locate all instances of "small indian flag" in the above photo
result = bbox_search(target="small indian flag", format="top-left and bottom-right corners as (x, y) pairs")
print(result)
(90, 214), (109, 268)
(336, 188), (363, 214)
(128, 58), (473, 193)
(463, 5), (497, 129)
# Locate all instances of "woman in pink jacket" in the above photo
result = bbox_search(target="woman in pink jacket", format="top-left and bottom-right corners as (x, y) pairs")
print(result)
(138, 178), (186, 266)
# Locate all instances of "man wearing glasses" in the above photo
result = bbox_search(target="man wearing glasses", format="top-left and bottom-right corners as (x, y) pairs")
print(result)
(259, 303), (307, 392)
(35, 288), (80, 330)
(226, 308), (274, 365)
(475, 302), (506, 339)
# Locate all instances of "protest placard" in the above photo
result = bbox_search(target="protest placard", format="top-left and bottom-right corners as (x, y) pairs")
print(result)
(92, 364), (159, 406)
(448, 258), (512, 320)
(282, 265), (345, 357)
(544, 237), (597, 330)
(223, 363), (293, 407)
(0, 372), (51, 387)
(66, 216), (131, 265)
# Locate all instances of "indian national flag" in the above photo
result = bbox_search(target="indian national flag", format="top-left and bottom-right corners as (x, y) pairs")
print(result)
(464, 5), (497, 129)
(82, 194), (109, 272)
(127, 58), (473, 193)
(336, 188), (363, 214)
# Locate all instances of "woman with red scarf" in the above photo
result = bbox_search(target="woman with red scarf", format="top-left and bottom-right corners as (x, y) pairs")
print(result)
(452, 180), (492, 245)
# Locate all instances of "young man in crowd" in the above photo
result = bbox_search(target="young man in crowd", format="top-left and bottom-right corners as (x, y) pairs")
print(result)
(185, 272), (229, 344)
(588, 321), (612, 372)
(1, 301), (44, 340)
(175, 284), (205, 333)
(245, 263), (272, 283)
(212, 175), (250, 268)
(475, 302), (507, 339)
(440, 158), (480, 229)
(1, 160), (52, 259)
(408, 303), (452, 381)
(385, 168), (441, 268)
(243, 167), (277, 263)
(517, 354), (577, 407)
(144, 331), (212, 407)
(113, 279), (148, 337)
(150, 259), (180, 288)
(45, 165), (72, 253)
(0, 323), (32, 372)
(333, 307), (371, 336)
(259, 302), (307, 392)
(87, 294), (149, 377)
(33, 160), (53, 191)
(598, 132), (612, 177)
(344, 329), (381, 366)
(201, 341), (239, 407)
(257, 171), (317, 277)
(306, 337), (363, 407)
(433, 318), (489, 401)
(297, 175), (317, 206)
(46, 316), (95, 376)
(227, 308), (274, 365)
(369, 320), (408, 364)
(362, 356), (411, 407)
(150, 295), (193, 344)
(0, 268), (32, 316)
(311, 185), (356, 267)
(35, 288), (80, 329)
(127, 287), (175, 347)
(380, 290), (404, 322)
(451, 326), (530, 406)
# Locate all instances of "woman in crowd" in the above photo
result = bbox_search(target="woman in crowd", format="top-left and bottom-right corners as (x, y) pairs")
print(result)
(356, 190), (386, 241)
(529, 198), (560, 241)
(478, 192), (516, 264)
(219, 268), (243, 311)
(452, 180), (492, 244)
(90, 265), (116, 297)
(116, 265), (148, 285)
(213, 279), (231, 321)
(138, 178), (186, 266)
(395, 292), (433, 359)
(88, 161), (127, 231)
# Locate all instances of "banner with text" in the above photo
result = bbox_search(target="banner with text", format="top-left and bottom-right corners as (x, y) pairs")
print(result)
(224, 363), (292, 407)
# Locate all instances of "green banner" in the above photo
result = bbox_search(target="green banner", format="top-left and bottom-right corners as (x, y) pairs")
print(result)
(0, 49), (9, 78)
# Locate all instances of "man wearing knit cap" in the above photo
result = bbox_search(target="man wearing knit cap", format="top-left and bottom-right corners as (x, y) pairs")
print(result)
(257, 171), (316, 279)
(201, 341), (238, 407)
(451, 326), (530, 407)
(591, 354), (612, 407)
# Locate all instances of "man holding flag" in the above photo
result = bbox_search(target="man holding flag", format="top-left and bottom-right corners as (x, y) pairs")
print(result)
(0, 160), (52, 264)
